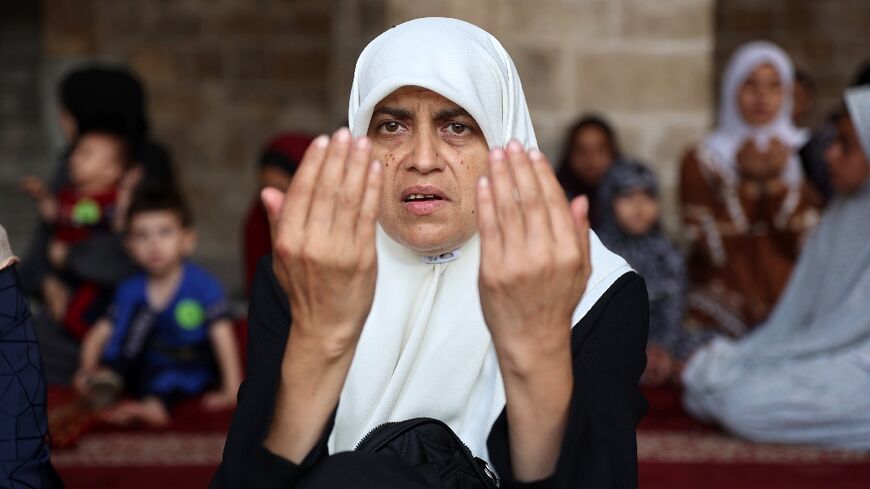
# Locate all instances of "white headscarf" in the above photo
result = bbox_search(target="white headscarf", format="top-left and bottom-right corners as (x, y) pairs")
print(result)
(846, 86), (870, 160)
(331, 17), (632, 463)
(703, 41), (809, 187)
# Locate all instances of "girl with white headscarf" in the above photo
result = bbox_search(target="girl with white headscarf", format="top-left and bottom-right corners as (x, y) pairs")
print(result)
(213, 18), (646, 489)
(682, 90), (870, 449)
(680, 41), (821, 339)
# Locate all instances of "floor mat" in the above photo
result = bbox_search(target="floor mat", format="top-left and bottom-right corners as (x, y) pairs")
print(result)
(48, 385), (870, 488)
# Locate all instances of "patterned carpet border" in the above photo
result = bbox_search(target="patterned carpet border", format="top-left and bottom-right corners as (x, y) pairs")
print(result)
(638, 431), (870, 464)
(51, 433), (226, 467)
(52, 430), (870, 468)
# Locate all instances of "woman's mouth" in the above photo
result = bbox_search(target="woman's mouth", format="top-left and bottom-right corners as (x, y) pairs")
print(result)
(401, 186), (449, 216)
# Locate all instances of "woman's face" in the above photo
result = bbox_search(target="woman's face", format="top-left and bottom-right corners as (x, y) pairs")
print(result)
(612, 189), (660, 236)
(368, 86), (490, 256)
(738, 63), (784, 126)
(825, 115), (870, 194)
(569, 126), (614, 186)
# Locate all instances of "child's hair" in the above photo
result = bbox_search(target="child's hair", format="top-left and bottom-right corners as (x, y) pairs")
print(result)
(74, 128), (136, 170)
(126, 184), (193, 229)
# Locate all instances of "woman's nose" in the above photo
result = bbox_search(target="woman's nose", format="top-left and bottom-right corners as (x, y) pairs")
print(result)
(405, 132), (445, 174)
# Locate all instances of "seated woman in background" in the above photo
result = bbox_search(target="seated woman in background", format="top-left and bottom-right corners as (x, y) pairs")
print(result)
(242, 132), (313, 295)
(682, 90), (870, 450)
(597, 161), (713, 386)
(556, 114), (621, 227)
(680, 41), (821, 339)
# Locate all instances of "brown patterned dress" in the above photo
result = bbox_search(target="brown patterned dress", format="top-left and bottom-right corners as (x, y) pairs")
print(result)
(679, 145), (821, 337)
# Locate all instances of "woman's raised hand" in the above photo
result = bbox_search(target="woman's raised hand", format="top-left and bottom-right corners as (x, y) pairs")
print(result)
(262, 128), (383, 357)
(475, 140), (591, 370)
(475, 140), (591, 480)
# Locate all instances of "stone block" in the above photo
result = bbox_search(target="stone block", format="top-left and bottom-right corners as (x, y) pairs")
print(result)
(506, 43), (566, 112)
(498, 0), (613, 41)
(620, 0), (713, 40)
(574, 50), (712, 113)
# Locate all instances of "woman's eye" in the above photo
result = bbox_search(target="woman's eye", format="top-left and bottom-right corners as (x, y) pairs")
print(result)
(448, 123), (468, 135)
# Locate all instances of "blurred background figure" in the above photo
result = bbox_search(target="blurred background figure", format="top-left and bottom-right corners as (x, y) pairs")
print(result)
(596, 161), (713, 386)
(75, 186), (241, 428)
(17, 65), (177, 387)
(791, 69), (816, 129)
(682, 89), (870, 450)
(242, 132), (314, 295)
(556, 114), (622, 227)
(680, 41), (821, 339)
(20, 129), (134, 337)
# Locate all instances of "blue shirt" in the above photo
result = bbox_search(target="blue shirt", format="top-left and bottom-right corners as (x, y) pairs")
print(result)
(102, 261), (229, 397)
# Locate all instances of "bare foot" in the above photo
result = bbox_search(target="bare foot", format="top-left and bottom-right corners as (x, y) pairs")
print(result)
(202, 390), (237, 411)
(102, 398), (170, 428)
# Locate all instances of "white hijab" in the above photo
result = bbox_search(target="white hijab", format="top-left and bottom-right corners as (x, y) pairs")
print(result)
(846, 86), (870, 160)
(330, 17), (632, 463)
(703, 41), (809, 187)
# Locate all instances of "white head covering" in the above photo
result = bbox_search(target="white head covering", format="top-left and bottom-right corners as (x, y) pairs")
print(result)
(331, 17), (632, 463)
(703, 41), (810, 187)
(846, 86), (870, 160)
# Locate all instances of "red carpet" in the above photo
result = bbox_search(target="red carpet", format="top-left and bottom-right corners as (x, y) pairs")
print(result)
(51, 389), (233, 489)
(48, 385), (870, 488)
(637, 386), (870, 489)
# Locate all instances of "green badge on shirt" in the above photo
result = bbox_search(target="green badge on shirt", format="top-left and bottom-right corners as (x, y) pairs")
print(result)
(72, 198), (101, 225)
(175, 299), (205, 330)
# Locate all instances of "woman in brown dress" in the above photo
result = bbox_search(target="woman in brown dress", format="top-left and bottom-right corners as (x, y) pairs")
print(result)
(680, 41), (821, 338)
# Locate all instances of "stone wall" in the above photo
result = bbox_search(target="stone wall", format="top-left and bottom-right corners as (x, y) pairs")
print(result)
(716, 0), (870, 126)
(0, 2), (48, 259)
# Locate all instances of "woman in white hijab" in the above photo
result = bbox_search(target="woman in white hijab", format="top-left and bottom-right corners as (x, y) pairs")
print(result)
(213, 18), (645, 488)
(679, 41), (821, 339)
(682, 88), (870, 449)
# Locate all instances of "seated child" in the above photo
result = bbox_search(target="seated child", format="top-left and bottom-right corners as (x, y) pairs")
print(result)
(74, 186), (242, 426)
(596, 161), (714, 385)
(21, 129), (137, 335)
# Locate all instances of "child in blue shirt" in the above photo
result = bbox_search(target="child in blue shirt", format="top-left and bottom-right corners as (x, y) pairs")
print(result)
(75, 186), (242, 426)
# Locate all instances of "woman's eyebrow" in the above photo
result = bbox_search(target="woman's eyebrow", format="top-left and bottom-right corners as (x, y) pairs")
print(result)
(372, 106), (413, 119)
(434, 107), (470, 120)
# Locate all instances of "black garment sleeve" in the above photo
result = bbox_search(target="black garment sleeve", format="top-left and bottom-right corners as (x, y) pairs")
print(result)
(487, 272), (649, 489)
(65, 233), (137, 287)
(210, 257), (334, 489)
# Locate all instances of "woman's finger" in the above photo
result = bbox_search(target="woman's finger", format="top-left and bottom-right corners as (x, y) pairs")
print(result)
(335, 136), (374, 235)
(531, 152), (577, 248)
(308, 128), (352, 234)
(355, 160), (383, 246)
(261, 187), (285, 243)
(488, 147), (525, 249)
(570, 195), (592, 277)
(281, 134), (329, 232)
(475, 175), (504, 267)
(505, 141), (551, 245)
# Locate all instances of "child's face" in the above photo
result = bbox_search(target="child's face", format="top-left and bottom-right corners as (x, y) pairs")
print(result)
(69, 133), (126, 192)
(570, 126), (615, 186)
(613, 189), (660, 236)
(738, 63), (784, 127)
(126, 211), (195, 277)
